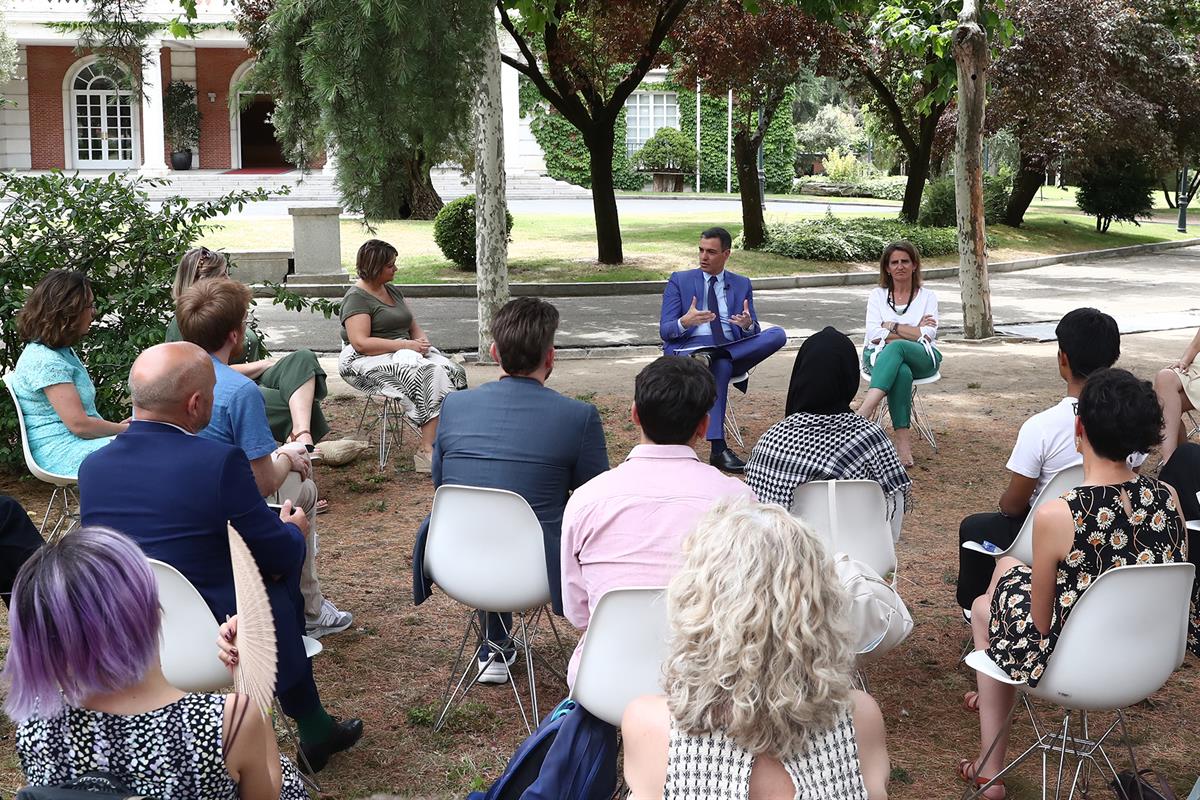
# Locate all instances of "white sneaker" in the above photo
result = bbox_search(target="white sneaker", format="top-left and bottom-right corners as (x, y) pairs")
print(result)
(476, 649), (518, 685)
(306, 599), (353, 639)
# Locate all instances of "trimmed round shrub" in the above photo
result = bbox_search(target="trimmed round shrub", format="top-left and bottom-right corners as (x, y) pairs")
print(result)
(432, 194), (515, 271)
(918, 175), (1012, 227)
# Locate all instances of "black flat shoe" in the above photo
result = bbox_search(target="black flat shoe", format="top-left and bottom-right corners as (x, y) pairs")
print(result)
(299, 717), (365, 774)
(709, 449), (746, 474)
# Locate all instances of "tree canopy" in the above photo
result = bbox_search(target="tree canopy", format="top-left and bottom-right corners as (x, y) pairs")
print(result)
(242, 0), (492, 220)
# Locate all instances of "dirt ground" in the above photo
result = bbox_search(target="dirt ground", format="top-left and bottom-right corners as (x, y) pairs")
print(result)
(1, 329), (1198, 799)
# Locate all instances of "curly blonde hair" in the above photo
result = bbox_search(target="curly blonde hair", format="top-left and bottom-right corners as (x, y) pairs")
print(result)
(664, 498), (856, 756)
(172, 247), (228, 301)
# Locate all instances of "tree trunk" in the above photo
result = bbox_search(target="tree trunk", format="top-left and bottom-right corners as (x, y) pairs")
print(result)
(900, 151), (930, 222)
(953, 0), (993, 340)
(474, 21), (508, 362)
(733, 132), (766, 249)
(1003, 154), (1044, 227)
(586, 121), (624, 264)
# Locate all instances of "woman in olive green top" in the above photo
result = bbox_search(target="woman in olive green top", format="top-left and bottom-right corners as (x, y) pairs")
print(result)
(338, 239), (467, 472)
(166, 247), (330, 447)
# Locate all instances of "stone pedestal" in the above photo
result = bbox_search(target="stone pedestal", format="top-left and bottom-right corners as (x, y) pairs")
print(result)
(288, 206), (343, 275)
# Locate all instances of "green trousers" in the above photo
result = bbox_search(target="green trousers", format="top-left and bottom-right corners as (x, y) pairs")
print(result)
(259, 348), (330, 443)
(863, 340), (942, 429)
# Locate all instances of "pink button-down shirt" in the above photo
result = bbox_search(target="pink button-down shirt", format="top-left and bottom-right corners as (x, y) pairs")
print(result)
(560, 444), (757, 686)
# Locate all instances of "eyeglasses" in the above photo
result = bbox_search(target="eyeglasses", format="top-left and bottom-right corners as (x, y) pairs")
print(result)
(1072, 402), (1079, 416)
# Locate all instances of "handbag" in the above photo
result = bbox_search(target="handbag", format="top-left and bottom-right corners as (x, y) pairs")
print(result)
(16, 772), (158, 799)
(1109, 769), (1175, 800)
(833, 552), (913, 663)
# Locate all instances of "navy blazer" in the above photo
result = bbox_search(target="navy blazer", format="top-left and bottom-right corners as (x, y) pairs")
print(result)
(659, 268), (761, 354)
(78, 421), (310, 688)
(412, 376), (609, 614)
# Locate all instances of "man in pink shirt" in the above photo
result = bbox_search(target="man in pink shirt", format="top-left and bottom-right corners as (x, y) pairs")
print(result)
(560, 356), (756, 686)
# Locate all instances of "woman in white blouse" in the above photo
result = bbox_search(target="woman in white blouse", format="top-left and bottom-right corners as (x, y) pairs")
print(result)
(857, 241), (942, 466)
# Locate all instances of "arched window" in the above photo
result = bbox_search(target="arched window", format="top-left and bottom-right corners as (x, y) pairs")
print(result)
(71, 62), (136, 168)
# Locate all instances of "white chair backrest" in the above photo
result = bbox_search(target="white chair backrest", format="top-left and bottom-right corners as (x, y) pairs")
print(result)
(1007, 464), (1085, 564)
(149, 559), (231, 693)
(570, 587), (670, 727)
(1033, 562), (1194, 710)
(3, 373), (75, 484)
(790, 480), (897, 577)
(425, 485), (551, 613)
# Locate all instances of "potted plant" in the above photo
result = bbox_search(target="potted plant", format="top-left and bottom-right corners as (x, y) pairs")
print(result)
(633, 127), (697, 192)
(164, 80), (202, 171)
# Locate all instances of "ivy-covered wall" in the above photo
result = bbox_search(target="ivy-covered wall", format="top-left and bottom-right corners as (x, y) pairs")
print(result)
(518, 77), (643, 191)
(673, 81), (796, 194)
(518, 76), (797, 194)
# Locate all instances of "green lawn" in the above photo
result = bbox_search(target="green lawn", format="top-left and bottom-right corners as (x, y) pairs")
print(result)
(197, 205), (1197, 285)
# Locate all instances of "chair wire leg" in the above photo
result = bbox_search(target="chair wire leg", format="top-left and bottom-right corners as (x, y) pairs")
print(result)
(1115, 710), (1146, 800)
(434, 611), (483, 732)
(272, 697), (322, 795)
(498, 614), (532, 735)
(1052, 712), (1072, 800)
(520, 613), (539, 725)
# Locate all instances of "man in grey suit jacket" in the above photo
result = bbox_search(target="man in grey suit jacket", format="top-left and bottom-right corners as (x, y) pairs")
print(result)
(411, 297), (609, 684)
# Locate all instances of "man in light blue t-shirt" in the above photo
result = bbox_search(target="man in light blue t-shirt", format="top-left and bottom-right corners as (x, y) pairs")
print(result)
(176, 279), (353, 639)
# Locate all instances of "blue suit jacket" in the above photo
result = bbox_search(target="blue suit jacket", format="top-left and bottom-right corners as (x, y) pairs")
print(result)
(659, 268), (761, 354)
(78, 421), (310, 689)
(412, 376), (609, 613)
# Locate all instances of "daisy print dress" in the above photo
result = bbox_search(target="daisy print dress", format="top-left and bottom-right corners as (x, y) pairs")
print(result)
(986, 475), (1184, 687)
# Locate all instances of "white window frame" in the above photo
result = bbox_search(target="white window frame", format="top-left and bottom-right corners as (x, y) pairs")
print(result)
(62, 57), (142, 170)
(624, 91), (680, 155)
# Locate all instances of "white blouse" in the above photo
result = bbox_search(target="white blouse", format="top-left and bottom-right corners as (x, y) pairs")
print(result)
(863, 286), (940, 351)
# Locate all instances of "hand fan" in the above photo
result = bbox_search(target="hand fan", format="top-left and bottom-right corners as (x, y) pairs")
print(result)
(227, 524), (277, 719)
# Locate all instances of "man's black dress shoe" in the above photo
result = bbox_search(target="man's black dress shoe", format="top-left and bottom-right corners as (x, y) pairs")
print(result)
(710, 449), (746, 474)
(299, 717), (365, 774)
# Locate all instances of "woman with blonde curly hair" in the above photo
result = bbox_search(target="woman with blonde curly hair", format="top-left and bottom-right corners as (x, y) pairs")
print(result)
(622, 498), (890, 800)
(9, 270), (128, 475)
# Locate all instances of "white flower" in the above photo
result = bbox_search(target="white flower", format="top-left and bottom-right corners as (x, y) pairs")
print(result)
(1136, 549), (1154, 564)
(1065, 549), (1084, 567)
(1110, 531), (1129, 549)
(1096, 507), (1116, 529)
(1060, 589), (1078, 607)
(1130, 508), (1147, 526)
(1151, 510), (1167, 532)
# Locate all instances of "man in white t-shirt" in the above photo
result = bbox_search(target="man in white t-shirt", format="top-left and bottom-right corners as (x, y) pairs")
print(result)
(955, 308), (1121, 611)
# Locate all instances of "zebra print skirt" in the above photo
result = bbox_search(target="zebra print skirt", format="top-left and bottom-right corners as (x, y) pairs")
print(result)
(338, 343), (468, 427)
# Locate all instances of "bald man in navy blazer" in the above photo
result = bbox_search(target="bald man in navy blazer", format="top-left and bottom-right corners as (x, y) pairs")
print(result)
(659, 226), (786, 472)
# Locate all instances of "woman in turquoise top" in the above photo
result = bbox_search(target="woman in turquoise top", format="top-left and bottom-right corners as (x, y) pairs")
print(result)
(10, 271), (127, 476)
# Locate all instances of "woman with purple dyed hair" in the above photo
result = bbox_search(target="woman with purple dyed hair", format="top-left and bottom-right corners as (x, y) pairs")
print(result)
(3, 526), (306, 800)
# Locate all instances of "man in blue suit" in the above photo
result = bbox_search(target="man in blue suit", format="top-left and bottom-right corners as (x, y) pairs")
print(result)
(659, 226), (787, 472)
(412, 297), (609, 685)
(78, 342), (362, 773)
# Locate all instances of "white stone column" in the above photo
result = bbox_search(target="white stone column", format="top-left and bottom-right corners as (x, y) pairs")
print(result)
(500, 61), (520, 177)
(139, 40), (168, 175)
(288, 206), (343, 276)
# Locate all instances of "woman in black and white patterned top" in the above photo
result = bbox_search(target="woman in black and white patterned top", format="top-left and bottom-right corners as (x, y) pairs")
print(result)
(622, 499), (891, 800)
(5, 527), (306, 800)
(746, 326), (911, 522)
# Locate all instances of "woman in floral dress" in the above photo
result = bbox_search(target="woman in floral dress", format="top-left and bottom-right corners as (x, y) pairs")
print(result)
(959, 368), (1186, 800)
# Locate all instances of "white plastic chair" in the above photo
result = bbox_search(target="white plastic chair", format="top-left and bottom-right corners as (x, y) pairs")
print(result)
(149, 557), (324, 787)
(961, 464), (1085, 566)
(569, 587), (670, 728)
(860, 369), (941, 452)
(4, 374), (78, 539)
(352, 393), (422, 470)
(963, 562), (1195, 799)
(424, 484), (564, 734)
(790, 480), (898, 579)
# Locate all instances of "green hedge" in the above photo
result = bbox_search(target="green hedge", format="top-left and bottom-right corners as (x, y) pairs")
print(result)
(746, 215), (961, 262)
(791, 176), (908, 201)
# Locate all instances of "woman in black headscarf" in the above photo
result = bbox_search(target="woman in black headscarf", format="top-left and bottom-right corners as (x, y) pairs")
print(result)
(746, 327), (912, 519)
